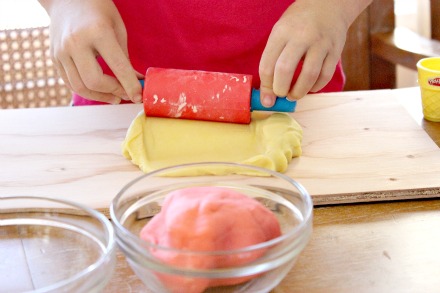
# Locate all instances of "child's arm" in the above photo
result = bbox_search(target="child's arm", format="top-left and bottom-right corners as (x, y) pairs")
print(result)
(38, 0), (142, 104)
(259, 0), (373, 107)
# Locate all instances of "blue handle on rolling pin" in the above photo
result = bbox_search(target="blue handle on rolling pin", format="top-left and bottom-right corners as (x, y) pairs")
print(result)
(250, 89), (296, 112)
(139, 80), (296, 113)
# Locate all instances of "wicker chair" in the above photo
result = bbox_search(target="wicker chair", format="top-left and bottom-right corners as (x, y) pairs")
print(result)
(0, 26), (71, 109)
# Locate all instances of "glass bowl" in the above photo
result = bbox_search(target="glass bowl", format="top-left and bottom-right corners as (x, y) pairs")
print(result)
(0, 195), (116, 293)
(110, 162), (313, 293)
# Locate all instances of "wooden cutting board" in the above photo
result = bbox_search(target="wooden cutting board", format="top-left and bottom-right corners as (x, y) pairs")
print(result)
(287, 88), (440, 204)
(1, 88), (439, 211)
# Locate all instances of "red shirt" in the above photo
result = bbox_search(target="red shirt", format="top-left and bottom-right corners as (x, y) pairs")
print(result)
(73, 0), (344, 105)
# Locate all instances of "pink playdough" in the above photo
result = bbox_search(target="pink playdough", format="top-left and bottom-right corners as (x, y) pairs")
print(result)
(140, 186), (281, 292)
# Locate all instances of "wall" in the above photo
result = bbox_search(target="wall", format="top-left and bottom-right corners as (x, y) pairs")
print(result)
(395, 0), (431, 87)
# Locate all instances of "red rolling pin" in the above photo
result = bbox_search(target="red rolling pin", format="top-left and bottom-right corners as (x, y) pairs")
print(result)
(141, 67), (296, 124)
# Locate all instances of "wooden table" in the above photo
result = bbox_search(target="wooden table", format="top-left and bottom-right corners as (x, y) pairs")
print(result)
(105, 88), (440, 293)
(1, 87), (440, 292)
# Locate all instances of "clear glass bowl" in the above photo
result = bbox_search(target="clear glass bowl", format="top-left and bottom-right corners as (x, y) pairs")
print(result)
(111, 162), (313, 293)
(0, 195), (116, 293)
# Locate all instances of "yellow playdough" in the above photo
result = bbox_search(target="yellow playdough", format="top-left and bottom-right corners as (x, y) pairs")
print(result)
(122, 112), (302, 174)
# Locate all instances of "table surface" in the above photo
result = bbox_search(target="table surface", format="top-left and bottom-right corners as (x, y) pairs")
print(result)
(105, 88), (440, 293)
(2, 87), (440, 292)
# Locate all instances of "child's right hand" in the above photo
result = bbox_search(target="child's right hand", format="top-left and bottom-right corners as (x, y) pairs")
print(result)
(39, 0), (143, 104)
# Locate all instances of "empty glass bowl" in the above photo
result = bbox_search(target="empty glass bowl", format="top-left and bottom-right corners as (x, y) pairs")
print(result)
(111, 162), (313, 293)
(0, 195), (116, 292)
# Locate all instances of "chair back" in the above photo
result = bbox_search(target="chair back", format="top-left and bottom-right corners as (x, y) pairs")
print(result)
(0, 26), (71, 109)
(342, 0), (440, 91)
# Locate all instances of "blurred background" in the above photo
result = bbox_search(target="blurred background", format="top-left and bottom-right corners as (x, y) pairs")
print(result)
(0, 0), (433, 88)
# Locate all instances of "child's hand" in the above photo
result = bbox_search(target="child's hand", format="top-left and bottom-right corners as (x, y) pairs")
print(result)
(259, 0), (371, 106)
(40, 0), (142, 104)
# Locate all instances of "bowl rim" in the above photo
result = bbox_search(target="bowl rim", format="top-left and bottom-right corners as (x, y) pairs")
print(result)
(417, 56), (440, 72)
(110, 162), (313, 254)
(0, 195), (116, 293)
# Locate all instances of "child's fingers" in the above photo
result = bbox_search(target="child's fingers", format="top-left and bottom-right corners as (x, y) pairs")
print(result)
(72, 50), (127, 97)
(96, 31), (142, 103)
(58, 51), (122, 104)
(259, 88), (277, 108)
(310, 55), (339, 93)
(273, 42), (304, 99)
(288, 46), (326, 100)
(258, 30), (288, 107)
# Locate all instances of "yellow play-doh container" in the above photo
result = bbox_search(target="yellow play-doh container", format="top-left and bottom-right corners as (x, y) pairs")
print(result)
(417, 57), (440, 122)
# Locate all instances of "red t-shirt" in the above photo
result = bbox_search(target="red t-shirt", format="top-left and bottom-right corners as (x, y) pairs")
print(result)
(73, 0), (345, 105)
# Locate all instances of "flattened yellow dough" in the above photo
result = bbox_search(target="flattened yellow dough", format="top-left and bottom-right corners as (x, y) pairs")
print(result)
(122, 112), (302, 174)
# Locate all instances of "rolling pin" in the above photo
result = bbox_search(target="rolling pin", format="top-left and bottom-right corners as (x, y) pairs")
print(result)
(141, 68), (296, 124)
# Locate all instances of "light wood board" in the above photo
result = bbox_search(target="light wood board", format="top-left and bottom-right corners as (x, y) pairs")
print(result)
(1, 89), (439, 211)
(288, 89), (440, 204)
